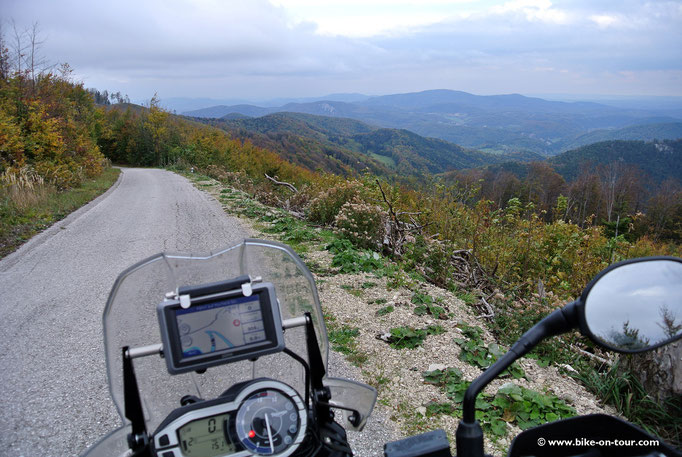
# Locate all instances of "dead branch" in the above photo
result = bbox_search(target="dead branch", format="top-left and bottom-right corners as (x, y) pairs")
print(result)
(571, 345), (612, 366)
(265, 173), (298, 193)
(479, 295), (495, 319)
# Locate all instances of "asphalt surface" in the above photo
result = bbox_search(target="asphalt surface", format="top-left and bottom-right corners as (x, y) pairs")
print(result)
(0, 168), (398, 457)
(0, 168), (250, 456)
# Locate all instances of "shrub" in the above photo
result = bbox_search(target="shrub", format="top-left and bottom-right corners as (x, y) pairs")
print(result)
(307, 180), (363, 225)
(402, 237), (456, 288)
(334, 201), (386, 249)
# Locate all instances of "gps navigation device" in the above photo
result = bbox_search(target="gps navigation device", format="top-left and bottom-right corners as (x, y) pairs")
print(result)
(157, 279), (284, 374)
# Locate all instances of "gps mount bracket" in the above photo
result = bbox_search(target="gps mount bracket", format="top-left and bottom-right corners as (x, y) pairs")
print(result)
(164, 275), (263, 305)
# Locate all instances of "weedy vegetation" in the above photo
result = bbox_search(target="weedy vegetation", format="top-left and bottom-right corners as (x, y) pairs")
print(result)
(422, 367), (575, 439)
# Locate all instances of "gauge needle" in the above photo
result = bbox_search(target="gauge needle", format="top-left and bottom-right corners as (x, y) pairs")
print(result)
(264, 414), (274, 454)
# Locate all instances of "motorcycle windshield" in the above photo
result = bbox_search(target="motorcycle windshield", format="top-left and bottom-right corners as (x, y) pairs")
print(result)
(103, 239), (328, 432)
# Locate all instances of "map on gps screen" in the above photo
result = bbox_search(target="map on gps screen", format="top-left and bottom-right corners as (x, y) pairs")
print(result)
(176, 295), (267, 357)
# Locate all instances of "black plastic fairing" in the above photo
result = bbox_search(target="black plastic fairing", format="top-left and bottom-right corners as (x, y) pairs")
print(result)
(508, 414), (682, 457)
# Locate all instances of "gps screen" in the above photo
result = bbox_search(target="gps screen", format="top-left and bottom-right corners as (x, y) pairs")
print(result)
(175, 295), (266, 358)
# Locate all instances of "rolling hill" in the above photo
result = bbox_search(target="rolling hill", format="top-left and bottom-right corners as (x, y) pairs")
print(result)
(183, 90), (682, 156)
(464, 140), (682, 189)
(555, 123), (682, 151)
(548, 139), (682, 184)
(200, 112), (544, 178)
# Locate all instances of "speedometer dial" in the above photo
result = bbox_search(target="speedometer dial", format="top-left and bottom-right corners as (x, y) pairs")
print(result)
(235, 388), (306, 456)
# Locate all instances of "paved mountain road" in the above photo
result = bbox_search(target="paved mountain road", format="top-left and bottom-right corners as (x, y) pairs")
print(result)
(0, 168), (397, 457)
(0, 168), (251, 456)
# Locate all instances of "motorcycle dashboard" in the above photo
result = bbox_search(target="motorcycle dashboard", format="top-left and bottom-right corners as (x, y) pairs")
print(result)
(158, 281), (285, 375)
(153, 379), (307, 457)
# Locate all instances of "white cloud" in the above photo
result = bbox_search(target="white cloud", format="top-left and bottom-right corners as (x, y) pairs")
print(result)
(2, 0), (680, 99)
(490, 0), (571, 24)
(268, 0), (478, 37)
(590, 14), (619, 28)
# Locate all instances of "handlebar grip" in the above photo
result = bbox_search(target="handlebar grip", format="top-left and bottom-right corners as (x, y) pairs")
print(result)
(384, 429), (452, 457)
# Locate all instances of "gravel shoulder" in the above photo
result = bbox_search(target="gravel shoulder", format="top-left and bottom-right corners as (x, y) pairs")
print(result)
(191, 174), (615, 456)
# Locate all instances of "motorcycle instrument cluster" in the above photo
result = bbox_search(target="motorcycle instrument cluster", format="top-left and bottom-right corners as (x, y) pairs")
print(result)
(154, 380), (307, 457)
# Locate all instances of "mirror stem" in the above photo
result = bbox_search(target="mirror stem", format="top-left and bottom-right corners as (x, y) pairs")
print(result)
(457, 301), (580, 456)
(508, 300), (580, 360)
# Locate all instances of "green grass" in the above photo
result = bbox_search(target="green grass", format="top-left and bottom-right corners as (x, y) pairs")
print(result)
(0, 168), (121, 259)
(262, 215), (319, 243)
(369, 152), (397, 168)
(326, 238), (387, 274)
(328, 324), (368, 366)
(454, 322), (525, 379)
(340, 284), (364, 297)
(576, 360), (682, 446)
(377, 305), (395, 316)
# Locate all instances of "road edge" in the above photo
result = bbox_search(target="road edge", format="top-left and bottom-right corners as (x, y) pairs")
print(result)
(0, 168), (125, 272)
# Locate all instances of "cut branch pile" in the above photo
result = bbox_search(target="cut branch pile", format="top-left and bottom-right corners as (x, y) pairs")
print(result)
(376, 179), (429, 256)
(376, 180), (498, 319)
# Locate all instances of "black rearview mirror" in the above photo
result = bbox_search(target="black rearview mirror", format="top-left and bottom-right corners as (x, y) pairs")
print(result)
(581, 257), (682, 353)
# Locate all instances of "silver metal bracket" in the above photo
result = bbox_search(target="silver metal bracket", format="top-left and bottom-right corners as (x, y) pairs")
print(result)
(282, 315), (309, 330)
(126, 343), (163, 359)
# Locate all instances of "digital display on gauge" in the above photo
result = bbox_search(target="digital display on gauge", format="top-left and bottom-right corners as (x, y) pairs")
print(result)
(175, 295), (266, 357)
(177, 413), (235, 457)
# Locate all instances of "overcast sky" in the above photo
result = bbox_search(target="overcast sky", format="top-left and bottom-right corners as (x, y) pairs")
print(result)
(3, 0), (681, 103)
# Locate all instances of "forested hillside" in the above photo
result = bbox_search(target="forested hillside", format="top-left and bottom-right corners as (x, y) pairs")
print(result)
(0, 69), (105, 188)
(352, 127), (541, 175)
(202, 112), (544, 178)
(93, 98), (681, 292)
(441, 140), (681, 242)
(200, 113), (390, 177)
(549, 139), (682, 183)
(557, 122), (682, 151)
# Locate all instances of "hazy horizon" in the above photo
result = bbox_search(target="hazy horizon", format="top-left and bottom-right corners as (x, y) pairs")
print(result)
(154, 90), (682, 115)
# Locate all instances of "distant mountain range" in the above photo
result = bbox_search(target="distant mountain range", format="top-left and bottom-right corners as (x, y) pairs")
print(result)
(183, 90), (682, 156)
(161, 93), (370, 113)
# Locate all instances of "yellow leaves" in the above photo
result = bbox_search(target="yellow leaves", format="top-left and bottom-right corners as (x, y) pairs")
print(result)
(24, 102), (66, 163)
(1, 72), (106, 188)
(0, 108), (25, 169)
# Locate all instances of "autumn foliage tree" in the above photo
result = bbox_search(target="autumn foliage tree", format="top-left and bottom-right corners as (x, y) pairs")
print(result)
(0, 27), (105, 189)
